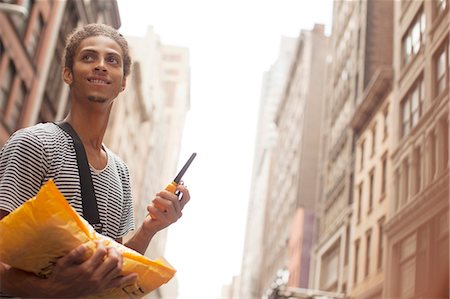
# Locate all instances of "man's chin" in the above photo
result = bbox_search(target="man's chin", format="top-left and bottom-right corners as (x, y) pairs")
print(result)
(87, 96), (108, 103)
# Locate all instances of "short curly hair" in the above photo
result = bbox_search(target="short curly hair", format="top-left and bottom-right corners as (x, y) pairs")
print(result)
(62, 23), (132, 77)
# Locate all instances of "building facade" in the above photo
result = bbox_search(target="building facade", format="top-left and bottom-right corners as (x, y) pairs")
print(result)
(260, 24), (328, 294)
(239, 36), (297, 299)
(0, 0), (121, 145)
(311, 0), (394, 294)
(349, 74), (393, 299)
(384, 0), (449, 298)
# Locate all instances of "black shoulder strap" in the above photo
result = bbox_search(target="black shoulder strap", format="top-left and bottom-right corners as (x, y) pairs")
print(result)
(55, 122), (102, 233)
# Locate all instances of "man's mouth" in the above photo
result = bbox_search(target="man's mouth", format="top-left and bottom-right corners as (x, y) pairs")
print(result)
(87, 78), (111, 85)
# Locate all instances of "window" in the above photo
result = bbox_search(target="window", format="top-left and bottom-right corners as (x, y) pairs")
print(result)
(429, 133), (436, 182)
(321, 246), (339, 289)
(381, 154), (387, 196)
(400, 159), (410, 207)
(345, 225), (350, 266)
(398, 234), (416, 298)
(368, 170), (374, 213)
(357, 183), (363, 223)
(413, 147), (422, 195)
(383, 105), (389, 140)
(440, 119), (449, 170)
(401, 77), (424, 137)
(354, 239), (360, 284)
(377, 217), (385, 270)
(360, 140), (365, 170)
(402, 8), (425, 66)
(365, 230), (372, 277)
(394, 169), (400, 211)
(435, 41), (449, 96)
(371, 124), (377, 156)
(0, 60), (16, 114)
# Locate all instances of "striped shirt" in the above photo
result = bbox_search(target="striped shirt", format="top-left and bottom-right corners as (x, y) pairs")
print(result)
(0, 122), (135, 239)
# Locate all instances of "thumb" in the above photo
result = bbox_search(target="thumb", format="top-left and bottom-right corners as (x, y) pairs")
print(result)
(59, 244), (90, 266)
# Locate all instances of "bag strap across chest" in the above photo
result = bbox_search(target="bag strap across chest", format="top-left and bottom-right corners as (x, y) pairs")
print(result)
(55, 122), (102, 233)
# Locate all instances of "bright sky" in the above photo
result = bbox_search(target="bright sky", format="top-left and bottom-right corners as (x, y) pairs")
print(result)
(117, 1), (332, 298)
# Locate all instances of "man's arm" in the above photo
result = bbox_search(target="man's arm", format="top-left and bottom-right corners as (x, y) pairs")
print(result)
(0, 210), (137, 298)
(125, 184), (190, 255)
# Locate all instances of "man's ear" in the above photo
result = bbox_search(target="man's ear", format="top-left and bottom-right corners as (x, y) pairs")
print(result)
(62, 67), (73, 85)
(121, 77), (127, 92)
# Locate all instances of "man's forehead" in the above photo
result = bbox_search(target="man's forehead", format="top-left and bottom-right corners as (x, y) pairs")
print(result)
(77, 35), (123, 56)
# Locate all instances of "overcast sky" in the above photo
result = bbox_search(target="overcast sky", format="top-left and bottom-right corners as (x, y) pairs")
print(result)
(117, 1), (333, 298)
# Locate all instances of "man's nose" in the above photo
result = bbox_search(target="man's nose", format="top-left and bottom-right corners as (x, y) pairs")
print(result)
(95, 58), (107, 72)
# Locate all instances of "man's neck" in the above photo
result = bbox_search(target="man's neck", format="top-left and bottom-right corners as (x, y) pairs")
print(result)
(63, 109), (110, 152)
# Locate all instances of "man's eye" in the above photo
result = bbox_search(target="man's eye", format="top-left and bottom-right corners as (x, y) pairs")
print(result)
(107, 56), (119, 64)
(82, 55), (94, 61)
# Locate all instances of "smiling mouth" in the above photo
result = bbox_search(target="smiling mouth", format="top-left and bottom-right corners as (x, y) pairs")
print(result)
(88, 78), (110, 85)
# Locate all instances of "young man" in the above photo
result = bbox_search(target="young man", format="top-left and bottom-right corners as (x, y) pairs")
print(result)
(0, 24), (190, 297)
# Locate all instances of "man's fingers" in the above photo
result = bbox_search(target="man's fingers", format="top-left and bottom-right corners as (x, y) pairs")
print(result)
(177, 184), (190, 209)
(85, 242), (108, 270)
(58, 244), (90, 266)
(147, 205), (166, 220)
(152, 196), (181, 215)
(97, 247), (123, 281)
(107, 273), (139, 289)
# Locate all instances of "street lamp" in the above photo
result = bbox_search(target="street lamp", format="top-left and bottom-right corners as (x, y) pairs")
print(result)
(0, 2), (28, 18)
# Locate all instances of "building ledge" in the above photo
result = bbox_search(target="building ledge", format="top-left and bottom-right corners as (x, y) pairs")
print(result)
(350, 66), (393, 134)
(385, 171), (449, 237)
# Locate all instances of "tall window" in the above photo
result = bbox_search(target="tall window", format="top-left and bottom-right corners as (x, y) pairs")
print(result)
(402, 8), (425, 66)
(0, 60), (16, 114)
(371, 124), (377, 156)
(383, 105), (389, 140)
(360, 140), (365, 170)
(429, 132), (436, 181)
(440, 119), (449, 170)
(354, 239), (360, 284)
(377, 217), (386, 270)
(357, 183), (363, 223)
(401, 77), (424, 137)
(381, 153), (387, 197)
(398, 234), (417, 298)
(435, 41), (449, 96)
(368, 170), (374, 213)
(414, 147), (422, 195)
(402, 160), (410, 205)
(365, 230), (372, 277)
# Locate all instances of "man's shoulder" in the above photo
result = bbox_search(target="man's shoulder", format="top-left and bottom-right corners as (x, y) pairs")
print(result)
(5, 122), (67, 152)
(13, 122), (60, 140)
(104, 146), (129, 173)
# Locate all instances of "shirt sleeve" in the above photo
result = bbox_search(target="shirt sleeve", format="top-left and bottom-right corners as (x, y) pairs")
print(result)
(0, 129), (48, 213)
(116, 162), (135, 238)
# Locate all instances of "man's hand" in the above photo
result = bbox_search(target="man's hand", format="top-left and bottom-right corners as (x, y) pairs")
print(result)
(144, 184), (190, 235)
(47, 242), (137, 298)
(124, 184), (190, 255)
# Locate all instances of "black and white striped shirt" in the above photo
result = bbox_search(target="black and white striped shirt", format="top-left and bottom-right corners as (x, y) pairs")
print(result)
(0, 122), (134, 239)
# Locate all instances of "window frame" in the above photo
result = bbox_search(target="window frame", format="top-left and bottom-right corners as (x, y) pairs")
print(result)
(401, 76), (424, 138)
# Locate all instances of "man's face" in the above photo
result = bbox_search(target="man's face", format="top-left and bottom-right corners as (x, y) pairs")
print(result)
(63, 35), (126, 104)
